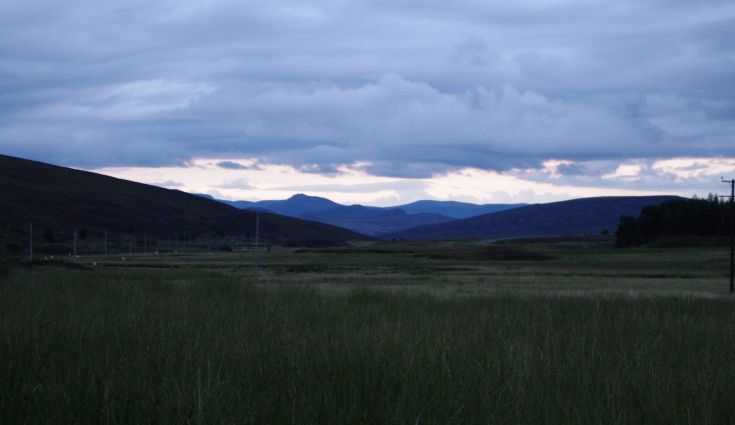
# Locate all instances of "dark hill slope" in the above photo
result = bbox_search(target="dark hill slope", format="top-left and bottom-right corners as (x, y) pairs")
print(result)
(209, 194), (455, 235)
(216, 194), (340, 216)
(220, 195), (524, 219)
(301, 205), (453, 236)
(387, 196), (681, 240)
(393, 200), (525, 219)
(0, 155), (365, 245)
(256, 194), (340, 216)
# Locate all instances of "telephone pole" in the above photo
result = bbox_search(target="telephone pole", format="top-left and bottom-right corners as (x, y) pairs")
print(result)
(722, 178), (734, 294)
(255, 211), (260, 281)
(29, 222), (33, 261)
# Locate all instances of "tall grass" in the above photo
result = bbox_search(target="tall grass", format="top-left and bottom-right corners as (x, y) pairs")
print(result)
(2, 269), (735, 424)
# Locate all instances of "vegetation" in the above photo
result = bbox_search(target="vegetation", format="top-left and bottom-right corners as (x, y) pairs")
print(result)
(1, 239), (734, 424)
(616, 196), (732, 246)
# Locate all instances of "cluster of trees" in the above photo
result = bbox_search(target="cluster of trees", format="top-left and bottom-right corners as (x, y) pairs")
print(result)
(616, 195), (733, 246)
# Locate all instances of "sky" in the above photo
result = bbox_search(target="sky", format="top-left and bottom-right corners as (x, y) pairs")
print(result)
(1, 0), (734, 206)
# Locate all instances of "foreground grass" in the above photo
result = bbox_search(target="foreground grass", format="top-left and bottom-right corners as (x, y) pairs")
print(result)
(2, 269), (735, 424)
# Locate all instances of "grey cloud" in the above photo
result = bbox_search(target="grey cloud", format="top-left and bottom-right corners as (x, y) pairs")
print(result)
(216, 161), (262, 170)
(362, 161), (456, 179)
(217, 161), (247, 170)
(556, 163), (587, 176)
(0, 0), (733, 183)
(192, 77), (672, 169)
(273, 180), (430, 194)
(450, 37), (499, 67)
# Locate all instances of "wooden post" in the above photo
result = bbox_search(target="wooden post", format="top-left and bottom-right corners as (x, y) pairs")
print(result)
(721, 178), (734, 294)
(29, 222), (33, 261)
(255, 212), (260, 280)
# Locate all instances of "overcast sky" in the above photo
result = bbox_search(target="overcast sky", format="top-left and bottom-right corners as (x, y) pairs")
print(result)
(2, 0), (734, 205)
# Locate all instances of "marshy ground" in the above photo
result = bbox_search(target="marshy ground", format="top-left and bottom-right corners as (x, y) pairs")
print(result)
(2, 238), (734, 424)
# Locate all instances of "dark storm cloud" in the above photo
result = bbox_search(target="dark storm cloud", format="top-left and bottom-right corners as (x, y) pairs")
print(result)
(556, 163), (587, 176)
(1, 0), (734, 181)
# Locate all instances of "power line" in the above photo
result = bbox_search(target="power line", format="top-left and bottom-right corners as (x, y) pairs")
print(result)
(29, 222), (33, 262)
(719, 178), (734, 294)
(255, 211), (260, 281)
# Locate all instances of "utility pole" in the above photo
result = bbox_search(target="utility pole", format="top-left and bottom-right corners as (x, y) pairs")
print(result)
(255, 212), (260, 280)
(29, 222), (33, 261)
(73, 228), (77, 256)
(722, 178), (734, 294)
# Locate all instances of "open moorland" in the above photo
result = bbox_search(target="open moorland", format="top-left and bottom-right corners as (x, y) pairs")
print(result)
(2, 238), (735, 424)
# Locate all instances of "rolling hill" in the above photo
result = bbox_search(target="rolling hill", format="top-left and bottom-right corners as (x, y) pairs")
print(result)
(393, 200), (525, 219)
(212, 194), (524, 220)
(204, 194), (532, 235)
(301, 205), (453, 236)
(0, 154), (366, 249)
(220, 194), (341, 216)
(207, 194), (457, 236)
(386, 196), (681, 240)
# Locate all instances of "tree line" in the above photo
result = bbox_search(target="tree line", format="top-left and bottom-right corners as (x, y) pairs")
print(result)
(615, 195), (732, 246)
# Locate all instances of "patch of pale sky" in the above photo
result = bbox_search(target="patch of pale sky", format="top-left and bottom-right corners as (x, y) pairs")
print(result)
(87, 156), (704, 207)
(652, 157), (735, 181)
(602, 163), (645, 181)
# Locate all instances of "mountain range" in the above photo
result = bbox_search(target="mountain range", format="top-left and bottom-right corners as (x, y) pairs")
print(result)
(392, 200), (526, 219)
(0, 153), (682, 248)
(201, 194), (524, 236)
(301, 205), (452, 236)
(0, 155), (365, 247)
(217, 194), (340, 217)
(387, 195), (681, 240)
(199, 193), (679, 240)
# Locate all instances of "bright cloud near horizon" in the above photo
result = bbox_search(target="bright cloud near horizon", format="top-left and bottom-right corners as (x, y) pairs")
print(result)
(2, 0), (734, 204)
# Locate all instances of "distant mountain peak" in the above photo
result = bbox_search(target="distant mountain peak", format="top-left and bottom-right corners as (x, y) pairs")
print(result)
(289, 193), (312, 199)
(287, 193), (333, 201)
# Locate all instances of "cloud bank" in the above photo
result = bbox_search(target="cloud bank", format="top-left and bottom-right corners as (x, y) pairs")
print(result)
(1, 0), (734, 192)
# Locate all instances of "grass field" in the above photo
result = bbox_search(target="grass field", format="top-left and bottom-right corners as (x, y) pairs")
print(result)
(2, 239), (735, 424)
